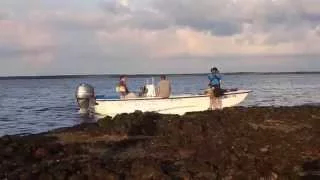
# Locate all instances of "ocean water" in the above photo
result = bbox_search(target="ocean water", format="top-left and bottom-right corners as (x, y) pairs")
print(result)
(0, 73), (320, 136)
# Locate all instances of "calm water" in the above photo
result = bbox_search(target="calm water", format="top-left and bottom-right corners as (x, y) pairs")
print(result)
(0, 74), (320, 136)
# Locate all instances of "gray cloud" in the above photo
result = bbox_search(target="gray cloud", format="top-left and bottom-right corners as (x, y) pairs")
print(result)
(149, 0), (245, 35)
(0, 43), (54, 59)
(125, 11), (172, 30)
(47, 15), (106, 32)
(36, 0), (320, 73)
(1, 0), (320, 76)
(96, 0), (244, 35)
(301, 12), (320, 26)
(99, 0), (131, 14)
(0, 10), (11, 20)
(178, 19), (242, 36)
(93, 0), (320, 38)
(0, 44), (22, 58)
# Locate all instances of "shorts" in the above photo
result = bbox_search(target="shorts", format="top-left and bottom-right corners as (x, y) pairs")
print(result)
(213, 87), (223, 97)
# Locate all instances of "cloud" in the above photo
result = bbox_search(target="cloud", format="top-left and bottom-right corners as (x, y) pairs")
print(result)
(37, 0), (320, 51)
(43, 11), (107, 31)
(100, 0), (131, 14)
(0, 0), (320, 75)
(0, 11), (8, 20)
(0, 19), (55, 66)
(0, 9), (14, 20)
(34, 0), (315, 74)
(94, 0), (320, 55)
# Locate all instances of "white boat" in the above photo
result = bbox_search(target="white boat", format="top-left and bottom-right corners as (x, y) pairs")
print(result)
(76, 82), (251, 117)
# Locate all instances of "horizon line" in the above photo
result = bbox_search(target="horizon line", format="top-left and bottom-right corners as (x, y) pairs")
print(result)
(0, 71), (320, 80)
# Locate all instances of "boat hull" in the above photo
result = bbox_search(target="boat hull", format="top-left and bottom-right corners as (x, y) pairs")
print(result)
(94, 90), (251, 117)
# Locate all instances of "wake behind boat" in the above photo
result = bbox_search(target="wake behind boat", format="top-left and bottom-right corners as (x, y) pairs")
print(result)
(75, 82), (252, 117)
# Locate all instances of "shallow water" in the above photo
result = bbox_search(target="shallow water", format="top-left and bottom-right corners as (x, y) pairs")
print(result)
(0, 73), (320, 136)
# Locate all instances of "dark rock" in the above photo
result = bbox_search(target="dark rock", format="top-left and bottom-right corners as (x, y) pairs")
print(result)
(19, 172), (37, 180)
(39, 173), (54, 180)
(1, 135), (13, 145)
(69, 174), (88, 180)
(97, 116), (112, 128)
(0, 106), (319, 179)
(53, 170), (68, 180)
(4, 146), (14, 154)
(34, 148), (48, 159)
(194, 172), (217, 179)
(260, 146), (270, 153)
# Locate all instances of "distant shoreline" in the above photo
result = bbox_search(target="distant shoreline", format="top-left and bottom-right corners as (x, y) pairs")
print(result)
(0, 71), (320, 80)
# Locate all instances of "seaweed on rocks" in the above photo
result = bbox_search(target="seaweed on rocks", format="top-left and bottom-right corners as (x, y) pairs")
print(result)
(0, 106), (319, 179)
(97, 111), (161, 136)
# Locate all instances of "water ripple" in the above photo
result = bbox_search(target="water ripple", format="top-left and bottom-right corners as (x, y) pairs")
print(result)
(0, 74), (320, 136)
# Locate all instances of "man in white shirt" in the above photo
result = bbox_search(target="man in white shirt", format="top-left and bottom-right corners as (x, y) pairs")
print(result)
(157, 75), (171, 98)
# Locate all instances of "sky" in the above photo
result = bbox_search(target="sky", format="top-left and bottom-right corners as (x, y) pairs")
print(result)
(0, 0), (320, 76)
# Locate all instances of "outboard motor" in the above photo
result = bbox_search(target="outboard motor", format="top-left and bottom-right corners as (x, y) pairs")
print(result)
(75, 83), (96, 115)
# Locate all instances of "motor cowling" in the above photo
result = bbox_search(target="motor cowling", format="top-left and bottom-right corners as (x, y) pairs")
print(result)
(76, 83), (96, 115)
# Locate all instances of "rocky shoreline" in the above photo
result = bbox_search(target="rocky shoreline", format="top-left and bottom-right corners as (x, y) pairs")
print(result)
(1, 106), (319, 179)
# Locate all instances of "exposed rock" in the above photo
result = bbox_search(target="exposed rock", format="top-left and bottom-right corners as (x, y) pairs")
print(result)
(260, 145), (270, 153)
(0, 106), (319, 179)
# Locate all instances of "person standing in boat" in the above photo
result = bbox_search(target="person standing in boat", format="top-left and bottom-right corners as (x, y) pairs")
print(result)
(208, 67), (222, 110)
(116, 75), (129, 99)
(157, 75), (171, 98)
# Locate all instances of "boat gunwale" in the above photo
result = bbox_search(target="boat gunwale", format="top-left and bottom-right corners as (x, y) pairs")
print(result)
(95, 90), (252, 102)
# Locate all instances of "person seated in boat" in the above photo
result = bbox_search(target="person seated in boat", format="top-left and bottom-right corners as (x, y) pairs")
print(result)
(156, 75), (171, 98)
(116, 75), (137, 99)
(207, 67), (223, 110)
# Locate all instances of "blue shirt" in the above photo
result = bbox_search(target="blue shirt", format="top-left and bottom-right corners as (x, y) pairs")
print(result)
(208, 73), (221, 87)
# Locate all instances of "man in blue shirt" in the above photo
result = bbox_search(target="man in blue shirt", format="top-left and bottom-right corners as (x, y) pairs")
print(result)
(208, 67), (222, 88)
(208, 67), (222, 110)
